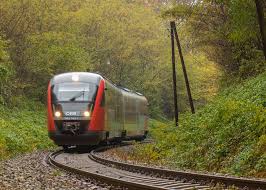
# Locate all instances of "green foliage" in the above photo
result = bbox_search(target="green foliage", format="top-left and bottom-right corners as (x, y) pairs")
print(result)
(162, 0), (266, 79)
(228, 0), (258, 43)
(176, 53), (222, 110)
(0, 98), (54, 160)
(23, 32), (91, 101)
(0, 36), (13, 104)
(232, 41), (265, 78)
(0, 0), (167, 113)
(0, 0), (222, 118)
(131, 72), (266, 177)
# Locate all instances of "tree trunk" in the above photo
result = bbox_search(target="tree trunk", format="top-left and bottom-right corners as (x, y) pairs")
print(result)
(255, 0), (266, 60)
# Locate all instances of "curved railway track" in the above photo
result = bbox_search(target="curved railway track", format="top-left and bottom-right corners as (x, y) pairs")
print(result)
(91, 146), (266, 190)
(47, 143), (266, 190)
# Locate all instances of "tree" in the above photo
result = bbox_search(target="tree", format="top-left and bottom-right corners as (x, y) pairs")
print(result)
(0, 36), (13, 104)
(162, 0), (266, 79)
(255, 0), (266, 60)
(0, 0), (222, 118)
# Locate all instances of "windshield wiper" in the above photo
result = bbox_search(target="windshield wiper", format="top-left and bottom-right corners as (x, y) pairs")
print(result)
(69, 91), (85, 101)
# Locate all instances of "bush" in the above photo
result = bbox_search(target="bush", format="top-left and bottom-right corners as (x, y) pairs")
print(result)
(132, 72), (266, 177)
(0, 98), (54, 160)
(0, 36), (13, 104)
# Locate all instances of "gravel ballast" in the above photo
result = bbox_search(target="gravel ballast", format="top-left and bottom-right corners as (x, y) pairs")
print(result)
(0, 151), (106, 190)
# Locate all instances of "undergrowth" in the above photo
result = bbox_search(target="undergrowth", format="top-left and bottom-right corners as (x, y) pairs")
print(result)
(130, 72), (266, 178)
(0, 97), (54, 160)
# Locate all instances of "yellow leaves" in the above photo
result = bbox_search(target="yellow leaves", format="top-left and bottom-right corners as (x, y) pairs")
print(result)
(257, 135), (266, 153)
(182, 53), (222, 101)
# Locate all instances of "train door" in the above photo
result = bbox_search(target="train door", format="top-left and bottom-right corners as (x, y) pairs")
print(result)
(105, 81), (123, 139)
(135, 98), (140, 135)
(138, 98), (146, 135)
(105, 81), (115, 138)
(137, 99), (143, 135)
(121, 92), (127, 137)
(113, 88), (120, 137)
(123, 92), (130, 136)
(116, 89), (123, 138)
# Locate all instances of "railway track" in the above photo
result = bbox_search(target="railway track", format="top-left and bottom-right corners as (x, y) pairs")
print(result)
(47, 143), (266, 190)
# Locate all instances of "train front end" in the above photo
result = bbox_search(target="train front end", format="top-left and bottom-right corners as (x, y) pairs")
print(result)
(47, 72), (105, 146)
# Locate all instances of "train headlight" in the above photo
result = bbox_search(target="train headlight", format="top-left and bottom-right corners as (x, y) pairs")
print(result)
(54, 111), (61, 117)
(83, 111), (90, 117)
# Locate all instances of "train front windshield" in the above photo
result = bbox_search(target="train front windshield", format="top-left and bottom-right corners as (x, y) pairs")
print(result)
(52, 82), (97, 103)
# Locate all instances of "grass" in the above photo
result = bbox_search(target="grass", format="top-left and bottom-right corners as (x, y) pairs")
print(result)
(0, 97), (55, 160)
(128, 72), (266, 178)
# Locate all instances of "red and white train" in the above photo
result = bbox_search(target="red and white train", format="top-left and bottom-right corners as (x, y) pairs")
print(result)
(47, 72), (148, 148)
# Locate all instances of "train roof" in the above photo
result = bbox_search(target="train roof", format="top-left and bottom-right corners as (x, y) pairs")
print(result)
(120, 87), (147, 102)
(50, 72), (103, 85)
(50, 72), (145, 98)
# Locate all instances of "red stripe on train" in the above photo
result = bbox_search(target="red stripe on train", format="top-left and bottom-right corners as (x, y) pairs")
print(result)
(47, 82), (55, 131)
(89, 79), (105, 131)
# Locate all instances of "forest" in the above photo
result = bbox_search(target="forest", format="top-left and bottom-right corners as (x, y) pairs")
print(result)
(0, 0), (265, 117)
(0, 0), (265, 178)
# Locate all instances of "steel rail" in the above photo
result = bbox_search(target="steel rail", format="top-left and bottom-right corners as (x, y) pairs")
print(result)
(47, 147), (208, 190)
(90, 146), (266, 190)
(47, 150), (166, 190)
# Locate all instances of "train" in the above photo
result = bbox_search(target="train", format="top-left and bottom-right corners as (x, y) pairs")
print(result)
(47, 72), (148, 149)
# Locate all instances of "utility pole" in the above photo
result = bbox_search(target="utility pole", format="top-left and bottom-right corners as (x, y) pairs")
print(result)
(172, 22), (195, 114)
(170, 21), (179, 127)
(255, 0), (266, 60)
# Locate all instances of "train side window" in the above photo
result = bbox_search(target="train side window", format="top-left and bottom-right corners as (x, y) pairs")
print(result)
(100, 92), (105, 107)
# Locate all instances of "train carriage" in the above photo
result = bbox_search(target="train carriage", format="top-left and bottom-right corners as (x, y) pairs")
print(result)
(47, 72), (148, 147)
